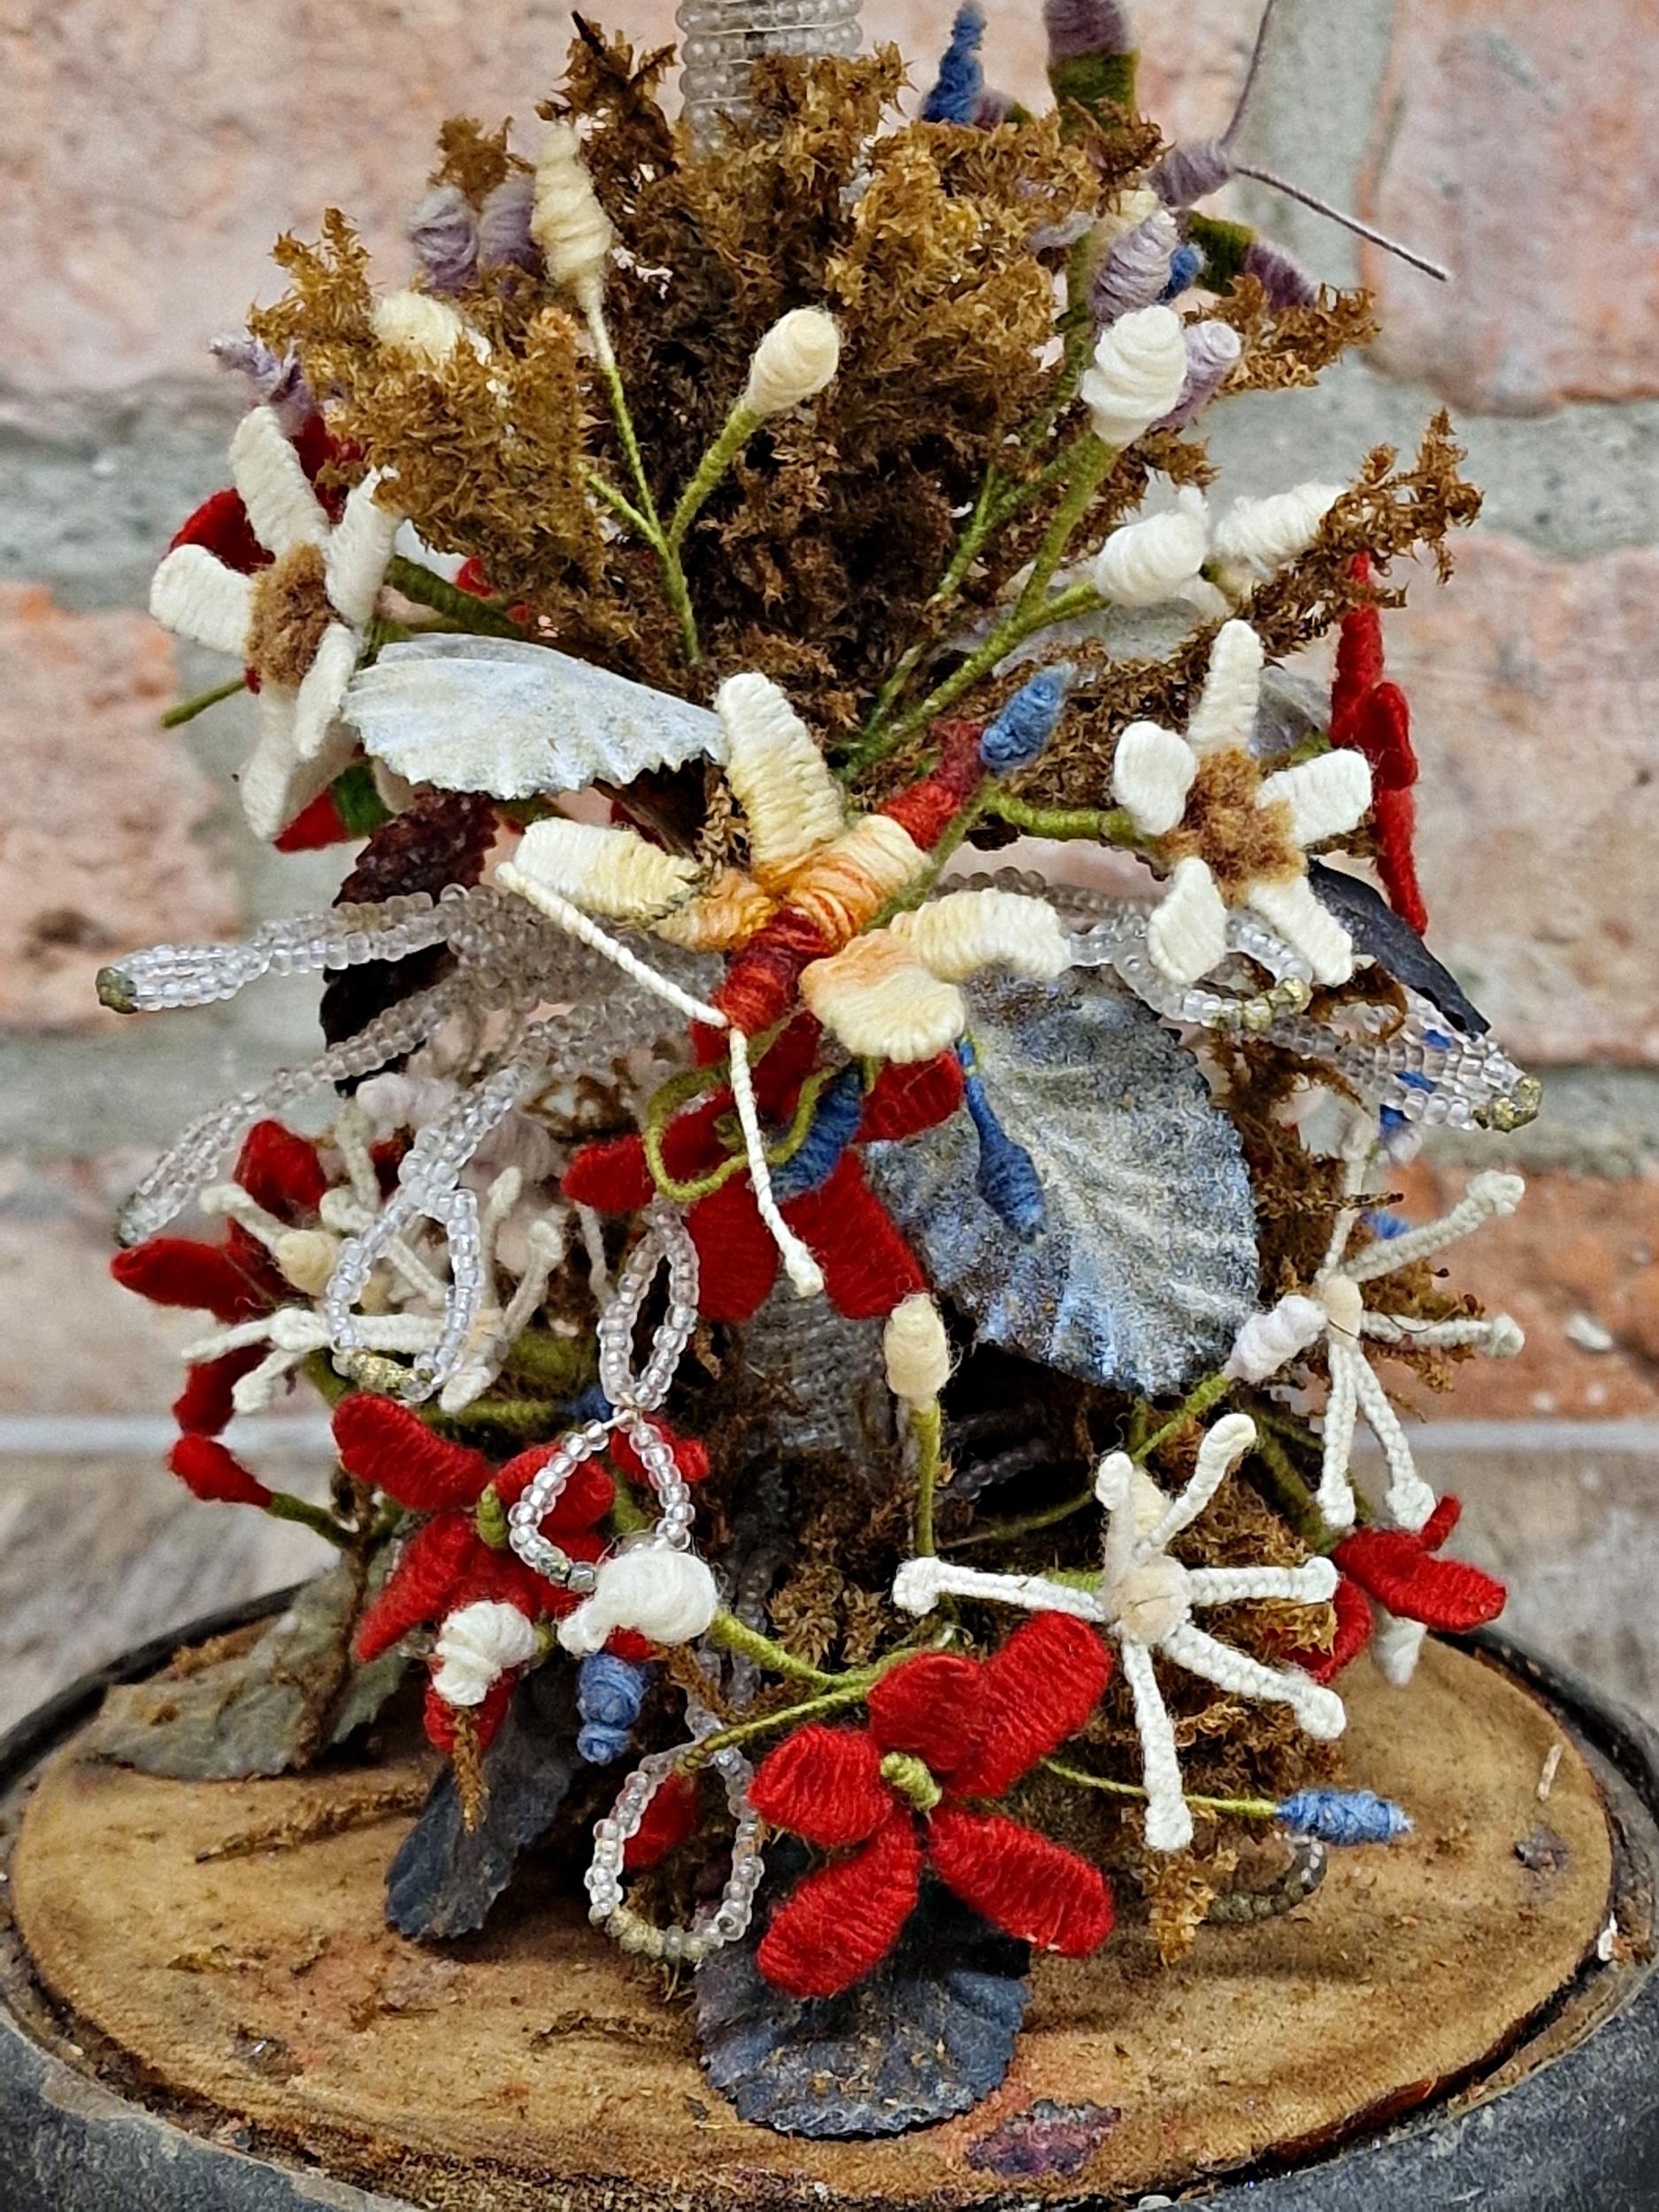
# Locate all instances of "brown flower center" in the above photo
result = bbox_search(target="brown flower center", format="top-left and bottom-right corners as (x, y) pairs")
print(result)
(245, 542), (335, 689)
(1157, 748), (1302, 902)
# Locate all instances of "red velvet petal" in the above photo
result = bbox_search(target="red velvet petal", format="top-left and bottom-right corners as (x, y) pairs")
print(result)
(928, 1809), (1113, 1955)
(1372, 785), (1429, 936)
(332, 1394), (489, 1510)
(787, 1156), (927, 1321)
(1333, 1525), (1506, 1632)
(492, 1443), (614, 1527)
(563, 1134), (654, 1213)
(866, 1651), (983, 1772)
(608, 1419), (711, 1489)
(952, 1613), (1113, 1800)
(1298, 1571), (1374, 1685)
(168, 1435), (272, 1508)
(756, 1812), (924, 1998)
(624, 1773), (700, 1869)
(111, 1236), (272, 1325)
(234, 1120), (327, 1220)
(687, 1175), (780, 1323)
(274, 787), (354, 851)
(172, 1347), (265, 1436)
(749, 1724), (892, 1849)
(353, 1514), (478, 1661)
(424, 1673), (515, 1755)
(169, 486), (268, 572)
(858, 1051), (966, 1142)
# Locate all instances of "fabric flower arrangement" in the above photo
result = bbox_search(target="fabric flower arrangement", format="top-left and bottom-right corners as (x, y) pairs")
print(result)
(748, 1613), (1114, 1997)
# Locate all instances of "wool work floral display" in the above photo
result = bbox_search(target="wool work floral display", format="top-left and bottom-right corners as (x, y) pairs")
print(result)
(100, 0), (1541, 2139)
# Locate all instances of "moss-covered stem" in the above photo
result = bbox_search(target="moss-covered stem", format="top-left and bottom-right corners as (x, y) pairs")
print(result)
(703, 1613), (843, 1690)
(910, 1399), (945, 1558)
(980, 793), (1140, 844)
(585, 311), (702, 667)
(263, 1490), (354, 1549)
(160, 674), (249, 729)
(386, 555), (526, 639)
(1013, 432), (1115, 618)
(667, 402), (762, 550)
(1043, 1758), (1279, 1822)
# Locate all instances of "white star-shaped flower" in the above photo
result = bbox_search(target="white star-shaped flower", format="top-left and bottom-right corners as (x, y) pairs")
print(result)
(1226, 1121), (1525, 1533)
(149, 406), (402, 839)
(1114, 619), (1372, 990)
(893, 1412), (1344, 1854)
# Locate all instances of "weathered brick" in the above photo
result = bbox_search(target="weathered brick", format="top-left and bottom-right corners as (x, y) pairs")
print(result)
(1383, 533), (1659, 1066)
(0, 1152), (199, 1415)
(0, 584), (241, 1028)
(1390, 1160), (1659, 1421)
(0, 0), (1265, 397)
(1359, 0), (1659, 411)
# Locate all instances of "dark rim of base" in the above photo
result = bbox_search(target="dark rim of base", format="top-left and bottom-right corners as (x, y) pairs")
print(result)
(0, 1597), (1655, 2212)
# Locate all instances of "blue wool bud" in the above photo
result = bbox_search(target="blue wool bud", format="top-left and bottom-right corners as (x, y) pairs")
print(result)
(956, 1041), (1046, 1239)
(579, 1651), (649, 1730)
(772, 1063), (865, 1202)
(980, 664), (1073, 773)
(1160, 241), (1203, 299)
(921, 3), (987, 123)
(577, 1721), (633, 1764)
(1276, 1789), (1412, 1847)
(576, 1652), (652, 1767)
(1363, 1208), (1409, 1240)
(571, 1383), (613, 1424)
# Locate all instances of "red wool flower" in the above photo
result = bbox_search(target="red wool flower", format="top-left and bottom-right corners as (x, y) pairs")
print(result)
(337, 1394), (708, 1746)
(111, 1120), (329, 1449)
(749, 1613), (1115, 1998)
(1331, 554), (1427, 935)
(564, 1014), (964, 1325)
(1296, 1495), (1506, 1684)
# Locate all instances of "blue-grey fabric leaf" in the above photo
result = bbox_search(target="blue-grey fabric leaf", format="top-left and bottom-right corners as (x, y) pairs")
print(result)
(342, 634), (725, 799)
(385, 1665), (578, 1940)
(867, 972), (1258, 1393)
(1310, 860), (1489, 1034)
(696, 1866), (1029, 2137)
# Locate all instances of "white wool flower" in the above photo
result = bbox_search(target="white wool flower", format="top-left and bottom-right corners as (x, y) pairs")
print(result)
(1226, 1118), (1525, 1548)
(431, 1600), (541, 1707)
(1212, 481), (1345, 582)
(1093, 488), (1210, 607)
(1079, 305), (1190, 448)
(892, 1413), (1344, 1854)
(532, 122), (614, 306)
(741, 308), (841, 419)
(1112, 618), (1373, 989)
(148, 405), (402, 840)
(557, 1547), (719, 1657)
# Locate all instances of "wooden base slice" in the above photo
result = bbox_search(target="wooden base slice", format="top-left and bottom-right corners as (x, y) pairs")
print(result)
(5, 1640), (1624, 2209)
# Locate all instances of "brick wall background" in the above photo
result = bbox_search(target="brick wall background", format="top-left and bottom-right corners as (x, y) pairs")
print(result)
(2, 0), (1657, 1717)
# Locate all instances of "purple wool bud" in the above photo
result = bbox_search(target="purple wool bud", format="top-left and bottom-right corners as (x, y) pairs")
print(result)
(1149, 137), (1233, 208)
(478, 172), (541, 273)
(1155, 318), (1243, 428)
(1243, 235), (1318, 307)
(209, 334), (315, 433)
(1043, 0), (1133, 63)
(407, 185), (479, 294)
(1090, 206), (1179, 324)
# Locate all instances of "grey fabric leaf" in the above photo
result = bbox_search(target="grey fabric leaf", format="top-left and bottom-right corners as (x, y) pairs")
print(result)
(867, 972), (1258, 1393)
(696, 1863), (1030, 2137)
(384, 1665), (579, 1940)
(342, 634), (725, 798)
(84, 1561), (407, 1781)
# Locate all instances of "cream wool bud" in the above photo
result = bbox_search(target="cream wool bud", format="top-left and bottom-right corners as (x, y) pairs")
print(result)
(372, 288), (488, 369)
(741, 308), (841, 420)
(532, 122), (614, 306)
(1212, 481), (1345, 579)
(883, 1294), (951, 1404)
(431, 1601), (541, 1707)
(1079, 305), (1189, 449)
(1093, 488), (1210, 607)
(557, 1548), (719, 1658)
